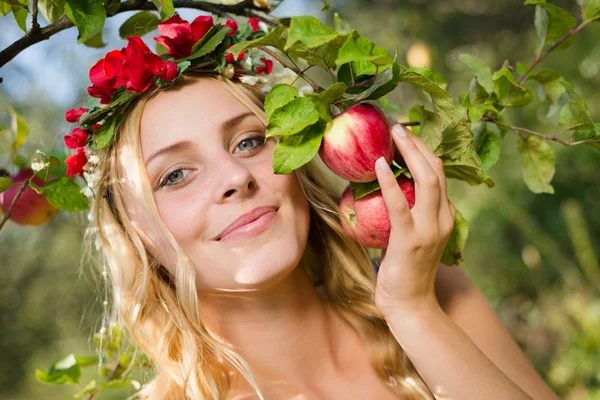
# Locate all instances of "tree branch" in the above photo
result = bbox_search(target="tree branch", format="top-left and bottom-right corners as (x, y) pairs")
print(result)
(0, 0), (269, 69)
(482, 116), (573, 145)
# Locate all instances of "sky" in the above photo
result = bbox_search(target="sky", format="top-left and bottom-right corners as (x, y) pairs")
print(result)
(0, 0), (325, 108)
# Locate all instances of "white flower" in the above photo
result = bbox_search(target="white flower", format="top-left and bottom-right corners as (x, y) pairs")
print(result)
(241, 56), (254, 71)
(87, 154), (100, 164)
(258, 21), (269, 32)
(81, 186), (94, 198)
(222, 64), (235, 79)
(239, 75), (259, 85)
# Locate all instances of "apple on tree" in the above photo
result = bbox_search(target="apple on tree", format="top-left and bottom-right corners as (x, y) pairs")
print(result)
(0, 168), (59, 226)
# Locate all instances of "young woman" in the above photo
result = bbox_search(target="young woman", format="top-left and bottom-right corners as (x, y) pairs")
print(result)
(88, 72), (559, 399)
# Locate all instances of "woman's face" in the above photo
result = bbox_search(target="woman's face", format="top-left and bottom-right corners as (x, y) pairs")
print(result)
(138, 77), (311, 293)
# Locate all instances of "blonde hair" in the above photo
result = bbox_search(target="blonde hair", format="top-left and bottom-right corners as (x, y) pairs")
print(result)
(83, 72), (434, 399)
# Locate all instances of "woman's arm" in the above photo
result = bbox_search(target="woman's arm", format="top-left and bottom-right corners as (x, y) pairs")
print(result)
(434, 265), (559, 400)
(381, 297), (534, 400)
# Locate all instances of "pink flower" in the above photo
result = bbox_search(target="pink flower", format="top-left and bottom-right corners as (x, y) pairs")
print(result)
(64, 127), (90, 149)
(255, 58), (273, 74)
(225, 45), (244, 64)
(154, 15), (214, 58)
(65, 107), (88, 123)
(65, 148), (88, 178)
(224, 19), (238, 35)
(248, 18), (260, 31)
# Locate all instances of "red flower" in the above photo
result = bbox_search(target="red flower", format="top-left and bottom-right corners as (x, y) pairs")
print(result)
(225, 45), (244, 64)
(92, 123), (102, 131)
(88, 49), (127, 104)
(121, 37), (161, 92)
(224, 19), (238, 35)
(154, 15), (214, 58)
(64, 127), (90, 149)
(248, 18), (260, 31)
(152, 61), (178, 81)
(65, 107), (88, 123)
(65, 148), (88, 178)
(255, 58), (273, 75)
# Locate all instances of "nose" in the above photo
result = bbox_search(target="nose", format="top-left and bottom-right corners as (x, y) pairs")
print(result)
(214, 154), (258, 202)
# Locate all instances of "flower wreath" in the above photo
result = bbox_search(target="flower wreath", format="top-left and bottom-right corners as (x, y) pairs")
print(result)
(62, 14), (275, 191)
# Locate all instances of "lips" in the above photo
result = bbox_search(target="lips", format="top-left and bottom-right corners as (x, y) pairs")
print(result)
(216, 205), (278, 241)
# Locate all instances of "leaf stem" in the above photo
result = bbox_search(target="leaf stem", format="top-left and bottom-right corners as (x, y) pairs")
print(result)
(260, 47), (323, 93)
(0, 177), (32, 232)
(30, 0), (40, 34)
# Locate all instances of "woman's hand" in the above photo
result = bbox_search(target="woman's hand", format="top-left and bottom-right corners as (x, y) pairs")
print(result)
(373, 122), (456, 317)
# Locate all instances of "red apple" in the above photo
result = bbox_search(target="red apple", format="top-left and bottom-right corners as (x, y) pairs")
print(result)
(339, 175), (415, 249)
(319, 103), (394, 183)
(0, 168), (59, 226)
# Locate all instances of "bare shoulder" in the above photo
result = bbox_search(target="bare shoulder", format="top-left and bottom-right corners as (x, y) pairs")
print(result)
(434, 264), (559, 400)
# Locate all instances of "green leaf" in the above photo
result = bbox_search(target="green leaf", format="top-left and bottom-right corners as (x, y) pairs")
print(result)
(74, 356), (102, 367)
(320, 0), (330, 11)
(435, 120), (495, 188)
(182, 27), (229, 61)
(350, 162), (408, 200)
(83, 30), (106, 48)
(119, 11), (159, 38)
(475, 131), (502, 171)
(74, 380), (96, 398)
(529, 70), (565, 102)
(272, 121), (325, 174)
(530, 2), (577, 44)
(230, 26), (286, 58)
(264, 84), (300, 120)
(266, 97), (320, 138)
(44, 177), (89, 211)
(64, 0), (106, 44)
(583, 0), (600, 19)
(12, 5), (27, 32)
(35, 354), (81, 385)
(151, 0), (174, 21)
(354, 61), (402, 101)
(0, 1), (11, 15)
(0, 177), (12, 193)
(441, 207), (468, 267)
(287, 34), (349, 69)
(457, 53), (494, 94)
(403, 67), (447, 90)
(398, 69), (462, 151)
(492, 67), (533, 108)
(559, 82), (595, 131)
(38, 0), (65, 22)
(10, 108), (29, 152)
(335, 31), (393, 66)
(95, 115), (117, 149)
(103, 378), (132, 388)
(285, 16), (339, 50)
(525, 0), (546, 4)
(317, 82), (346, 104)
(468, 77), (490, 106)
(2, 0), (27, 9)
(333, 12), (352, 34)
(517, 135), (555, 194)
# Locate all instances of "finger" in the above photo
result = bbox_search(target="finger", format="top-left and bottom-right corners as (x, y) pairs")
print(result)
(408, 131), (448, 207)
(374, 156), (414, 233)
(390, 124), (440, 216)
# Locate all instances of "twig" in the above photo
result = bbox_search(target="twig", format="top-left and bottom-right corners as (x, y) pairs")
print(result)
(482, 116), (573, 145)
(517, 15), (600, 84)
(0, 178), (31, 231)
(0, 0), (268, 69)
(260, 47), (323, 93)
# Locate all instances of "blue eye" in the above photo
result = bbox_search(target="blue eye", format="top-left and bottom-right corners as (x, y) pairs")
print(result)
(158, 169), (190, 189)
(236, 136), (266, 152)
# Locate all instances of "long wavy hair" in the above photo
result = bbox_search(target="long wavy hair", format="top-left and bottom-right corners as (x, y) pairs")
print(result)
(83, 71), (434, 399)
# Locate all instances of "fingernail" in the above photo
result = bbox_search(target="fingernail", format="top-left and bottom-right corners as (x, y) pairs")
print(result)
(388, 116), (400, 125)
(376, 157), (389, 173)
(392, 124), (407, 137)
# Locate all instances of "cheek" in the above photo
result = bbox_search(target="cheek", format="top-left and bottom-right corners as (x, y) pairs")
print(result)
(153, 186), (211, 242)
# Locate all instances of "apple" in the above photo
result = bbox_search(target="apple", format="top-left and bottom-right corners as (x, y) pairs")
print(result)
(0, 168), (59, 226)
(319, 103), (394, 183)
(339, 175), (416, 249)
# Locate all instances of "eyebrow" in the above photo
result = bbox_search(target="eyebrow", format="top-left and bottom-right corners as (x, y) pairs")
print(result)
(144, 112), (257, 167)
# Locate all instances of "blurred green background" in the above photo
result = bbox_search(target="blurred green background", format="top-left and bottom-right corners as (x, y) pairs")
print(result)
(1, 0), (599, 398)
